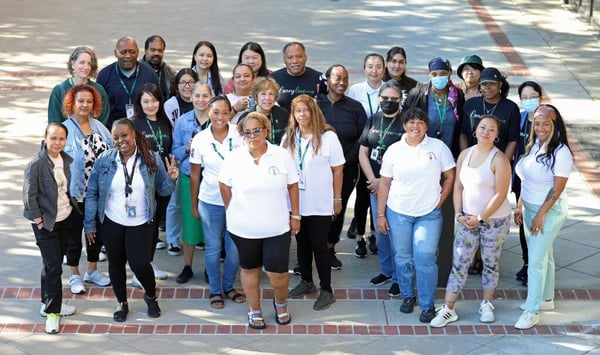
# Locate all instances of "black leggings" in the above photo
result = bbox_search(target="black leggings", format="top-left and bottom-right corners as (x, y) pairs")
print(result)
(150, 193), (170, 260)
(513, 176), (528, 265)
(352, 170), (373, 236)
(328, 163), (359, 244)
(102, 217), (156, 303)
(66, 201), (103, 265)
(297, 215), (332, 292)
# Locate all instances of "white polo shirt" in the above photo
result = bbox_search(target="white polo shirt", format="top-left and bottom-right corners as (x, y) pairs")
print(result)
(189, 123), (244, 206)
(218, 142), (299, 239)
(379, 135), (455, 216)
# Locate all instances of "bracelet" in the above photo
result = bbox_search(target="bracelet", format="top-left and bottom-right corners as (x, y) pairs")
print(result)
(36, 221), (42, 225)
(290, 215), (302, 221)
(333, 198), (342, 202)
(377, 214), (385, 218)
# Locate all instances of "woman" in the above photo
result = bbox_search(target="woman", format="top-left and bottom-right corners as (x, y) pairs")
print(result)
(227, 63), (255, 123)
(284, 94), (345, 311)
(239, 77), (289, 144)
(514, 105), (573, 329)
(132, 83), (172, 283)
(48, 46), (110, 125)
(84, 118), (178, 322)
(189, 96), (245, 308)
(191, 40), (224, 96)
(62, 84), (113, 295)
(430, 115), (511, 327)
(223, 41), (270, 94)
(513, 81), (544, 285)
(358, 82), (405, 297)
(163, 68), (198, 127)
(382, 46), (418, 102)
(456, 55), (484, 101)
(171, 82), (212, 283)
(23, 123), (78, 333)
(218, 112), (300, 329)
(376, 107), (455, 323)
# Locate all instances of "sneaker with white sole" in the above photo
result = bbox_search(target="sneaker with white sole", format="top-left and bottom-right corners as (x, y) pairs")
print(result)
(520, 299), (555, 311)
(167, 243), (182, 256)
(62, 255), (67, 265)
(84, 270), (111, 286)
(45, 313), (60, 334)
(514, 310), (539, 329)
(152, 263), (168, 280)
(132, 274), (143, 288)
(40, 302), (76, 317)
(98, 251), (107, 262)
(430, 304), (458, 327)
(479, 300), (495, 323)
(156, 240), (167, 249)
(69, 275), (86, 294)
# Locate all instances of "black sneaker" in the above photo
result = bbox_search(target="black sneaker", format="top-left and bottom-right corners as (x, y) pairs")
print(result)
(400, 296), (416, 313)
(516, 264), (528, 285)
(419, 308), (436, 323)
(370, 274), (392, 286)
(195, 242), (205, 250)
(143, 294), (161, 318)
(167, 243), (182, 256)
(176, 265), (193, 284)
(330, 249), (342, 270)
(367, 234), (378, 254)
(158, 220), (166, 232)
(293, 263), (301, 275)
(354, 240), (367, 258)
(388, 283), (400, 297)
(220, 249), (226, 262)
(346, 218), (357, 239)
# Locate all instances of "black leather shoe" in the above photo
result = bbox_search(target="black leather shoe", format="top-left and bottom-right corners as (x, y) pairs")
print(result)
(143, 294), (161, 318)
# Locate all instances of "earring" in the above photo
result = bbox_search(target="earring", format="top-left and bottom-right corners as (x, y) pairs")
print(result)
(494, 137), (499, 143)
(472, 131), (477, 138)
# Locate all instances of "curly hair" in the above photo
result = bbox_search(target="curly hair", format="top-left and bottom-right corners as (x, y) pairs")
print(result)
(524, 104), (572, 172)
(62, 84), (103, 118)
(282, 94), (335, 155)
(112, 118), (158, 174)
(251, 77), (280, 101)
(67, 46), (99, 78)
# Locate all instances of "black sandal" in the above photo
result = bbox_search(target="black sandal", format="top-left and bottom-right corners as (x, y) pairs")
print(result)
(209, 294), (225, 309)
(224, 289), (246, 304)
(247, 310), (266, 329)
(272, 298), (291, 325)
(468, 258), (483, 275)
(113, 302), (129, 322)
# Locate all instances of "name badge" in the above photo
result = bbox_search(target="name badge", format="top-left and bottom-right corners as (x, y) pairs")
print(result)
(125, 104), (135, 119)
(370, 147), (380, 161)
(298, 171), (306, 190)
(127, 205), (137, 218)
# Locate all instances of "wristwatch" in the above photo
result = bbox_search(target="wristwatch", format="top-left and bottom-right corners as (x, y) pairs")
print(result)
(290, 215), (302, 221)
(477, 215), (485, 225)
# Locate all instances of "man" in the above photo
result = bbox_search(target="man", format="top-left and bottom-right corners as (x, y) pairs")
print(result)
(269, 42), (321, 111)
(97, 36), (159, 129)
(142, 35), (175, 99)
(317, 65), (367, 269)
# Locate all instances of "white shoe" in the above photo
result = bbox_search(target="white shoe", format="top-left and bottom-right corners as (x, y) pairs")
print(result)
(152, 263), (168, 280)
(156, 240), (167, 249)
(514, 310), (539, 329)
(69, 275), (86, 294)
(430, 304), (458, 328)
(40, 302), (76, 317)
(98, 251), (107, 262)
(62, 255), (67, 265)
(479, 300), (495, 323)
(132, 274), (143, 289)
(45, 313), (60, 334)
(84, 270), (111, 286)
(520, 299), (555, 311)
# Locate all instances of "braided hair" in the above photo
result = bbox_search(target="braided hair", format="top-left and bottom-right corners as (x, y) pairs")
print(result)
(112, 118), (158, 174)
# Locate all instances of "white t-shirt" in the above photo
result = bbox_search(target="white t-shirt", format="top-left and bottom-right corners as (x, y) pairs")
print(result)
(515, 140), (572, 205)
(347, 81), (382, 118)
(218, 142), (299, 239)
(49, 154), (72, 222)
(105, 151), (148, 226)
(283, 130), (345, 216)
(189, 123), (244, 206)
(379, 135), (456, 216)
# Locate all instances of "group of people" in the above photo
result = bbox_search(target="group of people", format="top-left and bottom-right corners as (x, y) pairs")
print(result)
(24, 35), (572, 333)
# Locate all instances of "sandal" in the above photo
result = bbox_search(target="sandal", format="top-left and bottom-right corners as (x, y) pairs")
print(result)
(272, 298), (291, 325)
(224, 289), (246, 304)
(468, 258), (483, 275)
(209, 294), (225, 309)
(247, 309), (266, 329)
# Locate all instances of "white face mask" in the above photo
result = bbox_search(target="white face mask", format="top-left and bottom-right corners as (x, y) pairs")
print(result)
(521, 98), (539, 113)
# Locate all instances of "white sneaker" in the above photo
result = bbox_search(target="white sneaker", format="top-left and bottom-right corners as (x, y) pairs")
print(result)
(132, 274), (142, 288)
(45, 313), (60, 334)
(430, 304), (458, 328)
(98, 251), (107, 262)
(479, 300), (495, 323)
(69, 275), (86, 294)
(514, 310), (539, 329)
(156, 240), (167, 249)
(520, 299), (555, 311)
(40, 302), (76, 317)
(84, 270), (111, 286)
(62, 255), (67, 265)
(152, 263), (168, 280)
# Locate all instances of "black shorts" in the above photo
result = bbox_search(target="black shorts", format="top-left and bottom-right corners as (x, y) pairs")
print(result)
(230, 231), (291, 273)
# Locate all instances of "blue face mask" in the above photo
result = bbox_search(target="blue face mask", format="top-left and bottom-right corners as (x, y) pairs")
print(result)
(521, 98), (539, 113)
(431, 76), (449, 90)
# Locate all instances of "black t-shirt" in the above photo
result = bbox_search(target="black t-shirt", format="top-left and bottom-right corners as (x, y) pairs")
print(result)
(269, 66), (322, 111)
(177, 95), (194, 116)
(461, 96), (520, 152)
(133, 117), (173, 164)
(359, 111), (404, 177)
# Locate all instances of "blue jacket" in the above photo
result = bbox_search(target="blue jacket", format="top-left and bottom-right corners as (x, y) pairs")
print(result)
(63, 117), (114, 201)
(84, 149), (175, 233)
(172, 110), (205, 176)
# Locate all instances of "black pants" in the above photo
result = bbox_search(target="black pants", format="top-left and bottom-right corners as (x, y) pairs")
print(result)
(297, 215), (333, 292)
(352, 170), (373, 236)
(34, 210), (77, 314)
(66, 201), (104, 265)
(513, 176), (528, 264)
(150, 193), (170, 260)
(102, 217), (156, 303)
(328, 163), (359, 245)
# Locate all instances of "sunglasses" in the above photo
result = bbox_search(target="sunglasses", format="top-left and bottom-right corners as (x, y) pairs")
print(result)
(242, 127), (264, 137)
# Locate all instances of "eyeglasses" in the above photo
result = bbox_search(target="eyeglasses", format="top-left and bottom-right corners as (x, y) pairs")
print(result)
(380, 96), (401, 102)
(242, 127), (264, 137)
(178, 80), (195, 87)
(520, 95), (540, 100)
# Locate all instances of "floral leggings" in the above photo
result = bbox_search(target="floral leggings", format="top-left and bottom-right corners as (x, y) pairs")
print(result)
(446, 216), (511, 293)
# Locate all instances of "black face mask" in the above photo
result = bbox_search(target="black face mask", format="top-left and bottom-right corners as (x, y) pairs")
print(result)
(380, 100), (400, 115)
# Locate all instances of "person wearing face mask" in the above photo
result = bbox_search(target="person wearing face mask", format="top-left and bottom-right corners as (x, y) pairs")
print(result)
(512, 81), (543, 286)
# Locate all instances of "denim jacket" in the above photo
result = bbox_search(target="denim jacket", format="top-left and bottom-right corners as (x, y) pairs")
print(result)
(63, 117), (114, 201)
(84, 149), (175, 233)
(172, 110), (205, 176)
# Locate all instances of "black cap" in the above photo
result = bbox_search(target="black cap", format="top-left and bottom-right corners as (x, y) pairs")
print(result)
(479, 67), (502, 84)
(428, 57), (451, 72)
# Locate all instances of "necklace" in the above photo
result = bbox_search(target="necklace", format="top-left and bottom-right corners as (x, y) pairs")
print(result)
(482, 96), (499, 115)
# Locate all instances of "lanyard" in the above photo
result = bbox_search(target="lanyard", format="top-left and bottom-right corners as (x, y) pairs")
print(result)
(297, 132), (311, 171)
(432, 93), (448, 128)
(211, 138), (232, 160)
(366, 92), (380, 117)
(122, 154), (139, 198)
(145, 118), (164, 153)
(194, 111), (210, 131)
(377, 114), (398, 148)
(115, 63), (140, 103)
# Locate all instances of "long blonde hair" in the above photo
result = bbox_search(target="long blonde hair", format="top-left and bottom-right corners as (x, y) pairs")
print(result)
(282, 94), (334, 155)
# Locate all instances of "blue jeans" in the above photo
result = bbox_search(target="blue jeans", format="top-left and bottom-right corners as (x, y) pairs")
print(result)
(386, 207), (443, 310)
(165, 179), (181, 245)
(523, 198), (567, 312)
(370, 193), (397, 283)
(199, 200), (239, 295)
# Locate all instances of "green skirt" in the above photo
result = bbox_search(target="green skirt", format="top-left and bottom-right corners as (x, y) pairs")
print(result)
(179, 174), (204, 245)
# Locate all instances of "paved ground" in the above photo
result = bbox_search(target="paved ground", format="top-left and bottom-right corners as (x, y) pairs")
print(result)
(1, 0), (599, 354)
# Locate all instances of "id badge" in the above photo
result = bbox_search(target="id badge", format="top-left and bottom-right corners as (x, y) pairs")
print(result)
(370, 147), (380, 161)
(298, 171), (306, 190)
(125, 104), (135, 119)
(127, 205), (137, 218)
